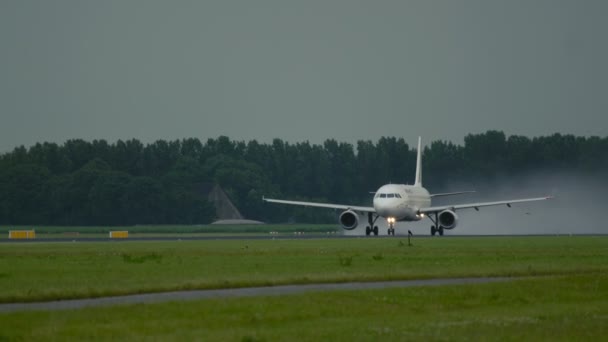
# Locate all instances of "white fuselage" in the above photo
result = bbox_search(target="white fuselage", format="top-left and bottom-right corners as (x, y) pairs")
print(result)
(373, 184), (431, 222)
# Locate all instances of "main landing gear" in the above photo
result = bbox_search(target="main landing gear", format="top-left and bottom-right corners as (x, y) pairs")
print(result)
(430, 225), (444, 236)
(428, 212), (444, 236)
(365, 212), (379, 236)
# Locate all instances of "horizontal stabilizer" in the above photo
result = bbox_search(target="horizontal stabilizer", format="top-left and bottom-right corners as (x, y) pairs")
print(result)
(430, 191), (476, 198)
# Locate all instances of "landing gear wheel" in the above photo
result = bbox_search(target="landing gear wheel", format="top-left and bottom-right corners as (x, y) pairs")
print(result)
(431, 225), (436, 236)
(367, 213), (380, 237)
(439, 227), (444, 236)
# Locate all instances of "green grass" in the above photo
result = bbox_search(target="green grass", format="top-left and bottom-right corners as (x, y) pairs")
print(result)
(0, 274), (606, 341)
(0, 236), (607, 303)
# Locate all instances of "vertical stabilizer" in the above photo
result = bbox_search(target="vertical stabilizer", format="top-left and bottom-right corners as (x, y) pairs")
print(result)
(414, 136), (422, 186)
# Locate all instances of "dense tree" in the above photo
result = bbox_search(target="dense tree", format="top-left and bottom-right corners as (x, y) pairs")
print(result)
(0, 164), (51, 224)
(88, 171), (132, 225)
(0, 131), (606, 225)
(423, 140), (464, 189)
(463, 130), (508, 179)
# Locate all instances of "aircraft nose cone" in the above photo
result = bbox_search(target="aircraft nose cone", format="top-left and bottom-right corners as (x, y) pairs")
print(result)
(374, 200), (393, 217)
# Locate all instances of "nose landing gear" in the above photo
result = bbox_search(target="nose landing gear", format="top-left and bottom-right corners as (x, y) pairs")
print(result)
(387, 217), (396, 236)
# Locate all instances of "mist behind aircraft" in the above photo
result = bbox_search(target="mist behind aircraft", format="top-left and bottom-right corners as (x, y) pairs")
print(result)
(419, 171), (607, 235)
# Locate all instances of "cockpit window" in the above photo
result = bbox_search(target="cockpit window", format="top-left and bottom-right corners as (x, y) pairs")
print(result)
(396, 194), (402, 198)
(387, 194), (395, 198)
(380, 194), (387, 198)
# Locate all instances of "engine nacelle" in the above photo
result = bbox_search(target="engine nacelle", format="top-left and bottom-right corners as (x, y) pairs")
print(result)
(339, 210), (359, 230)
(438, 210), (458, 230)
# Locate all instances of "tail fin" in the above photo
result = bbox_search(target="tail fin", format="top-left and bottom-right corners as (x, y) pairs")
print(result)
(414, 136), (422, 186)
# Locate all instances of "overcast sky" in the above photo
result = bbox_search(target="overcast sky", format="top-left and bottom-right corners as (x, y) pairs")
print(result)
(1, 0), (606, 151)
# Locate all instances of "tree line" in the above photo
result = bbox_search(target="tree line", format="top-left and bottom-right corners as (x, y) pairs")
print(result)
(0, 131), (606, 226)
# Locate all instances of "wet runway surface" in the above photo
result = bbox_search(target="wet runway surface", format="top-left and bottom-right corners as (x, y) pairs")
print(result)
(0, 234), (355, 243)
(0, 277), (510, 313)
(1, 233), (600, 243)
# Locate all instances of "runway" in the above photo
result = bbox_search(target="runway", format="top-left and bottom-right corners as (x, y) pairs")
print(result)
(0, 234), (353, 243)
(0, 277), (511, 313)
(1, 233), (601, 243)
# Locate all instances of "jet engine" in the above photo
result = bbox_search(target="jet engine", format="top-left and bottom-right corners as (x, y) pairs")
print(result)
(438, 210), (458, 230)
(339, 210), (359, 230)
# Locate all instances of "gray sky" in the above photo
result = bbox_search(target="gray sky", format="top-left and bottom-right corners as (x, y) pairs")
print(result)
(1, 0), (607, 151)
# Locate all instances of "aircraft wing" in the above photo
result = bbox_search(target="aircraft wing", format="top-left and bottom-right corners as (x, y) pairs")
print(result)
(263, 198), (376, 213)
(418, 196), (552, 214)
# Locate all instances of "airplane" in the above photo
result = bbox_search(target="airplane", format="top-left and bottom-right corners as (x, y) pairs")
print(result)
(263, 137), (552, 236)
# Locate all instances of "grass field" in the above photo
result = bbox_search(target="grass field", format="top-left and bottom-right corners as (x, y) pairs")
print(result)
(0, 236), (606, 303)
(0, 274), (606, 341)
(1, 236), (607, 340)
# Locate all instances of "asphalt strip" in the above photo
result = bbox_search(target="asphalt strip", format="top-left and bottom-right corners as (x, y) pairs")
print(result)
(0, 277), (511, 313)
